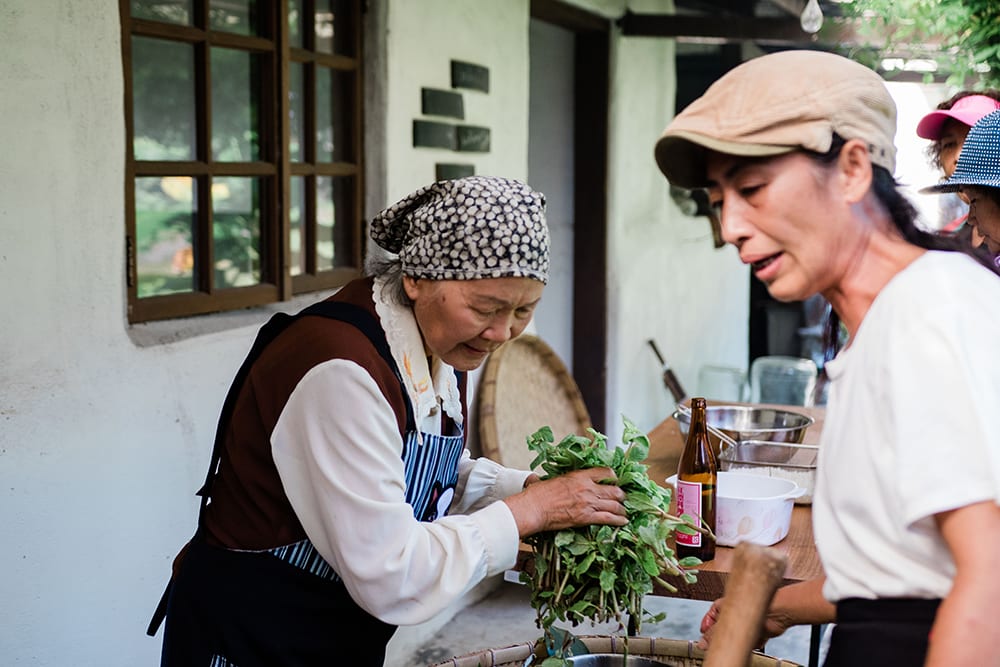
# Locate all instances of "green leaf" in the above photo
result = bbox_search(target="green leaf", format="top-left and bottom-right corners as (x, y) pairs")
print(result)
(523, 415), (701, 661)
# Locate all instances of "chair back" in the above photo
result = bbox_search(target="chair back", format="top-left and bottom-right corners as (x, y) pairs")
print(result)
(477, 335), (592, 471)
(748, 355), (818, 407)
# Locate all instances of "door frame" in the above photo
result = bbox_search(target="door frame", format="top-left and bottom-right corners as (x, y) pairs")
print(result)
(530, 0), (610, 431)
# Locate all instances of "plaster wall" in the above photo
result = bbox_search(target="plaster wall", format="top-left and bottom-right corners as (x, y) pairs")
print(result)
(0, 0), (748, 664)
(603, 3), (748, 442)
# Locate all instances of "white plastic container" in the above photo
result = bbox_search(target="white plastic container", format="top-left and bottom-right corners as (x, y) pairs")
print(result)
(666, 471), (805, 547)
(719, 439), (818, 505)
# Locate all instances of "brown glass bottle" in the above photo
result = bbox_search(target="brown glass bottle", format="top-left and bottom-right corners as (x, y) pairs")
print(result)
(675, 397), (717, 561)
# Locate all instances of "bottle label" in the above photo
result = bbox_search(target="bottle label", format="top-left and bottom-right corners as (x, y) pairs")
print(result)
(676, 480), (702, 547)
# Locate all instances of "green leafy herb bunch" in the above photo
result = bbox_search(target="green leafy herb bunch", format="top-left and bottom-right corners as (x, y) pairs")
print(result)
(521, 416), (705, 661)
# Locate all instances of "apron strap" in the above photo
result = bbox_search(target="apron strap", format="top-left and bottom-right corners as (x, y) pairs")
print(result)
(147, 299), (411, 637)
(194, 300), (412, 524)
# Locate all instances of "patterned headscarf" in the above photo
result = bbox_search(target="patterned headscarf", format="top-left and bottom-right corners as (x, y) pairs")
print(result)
(370, 176), (550, 283)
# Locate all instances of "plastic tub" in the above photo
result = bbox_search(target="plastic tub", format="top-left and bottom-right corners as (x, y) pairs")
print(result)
(719, 440), (818, 505)
(666, 471), (805, 547)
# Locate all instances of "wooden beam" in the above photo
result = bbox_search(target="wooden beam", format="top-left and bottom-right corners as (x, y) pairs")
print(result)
(618, 10), (813, 43)
(617, 11), (890, 49)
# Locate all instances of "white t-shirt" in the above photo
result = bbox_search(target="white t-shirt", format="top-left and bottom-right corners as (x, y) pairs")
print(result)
(815, 251), (1000, 602)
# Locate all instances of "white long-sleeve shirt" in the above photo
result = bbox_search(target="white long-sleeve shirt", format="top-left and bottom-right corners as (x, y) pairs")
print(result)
(271, 278), (532, 625)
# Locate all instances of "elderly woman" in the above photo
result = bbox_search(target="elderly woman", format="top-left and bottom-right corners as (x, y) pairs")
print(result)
(149, 175), (627, 666)
(655, 51), (1000, 667)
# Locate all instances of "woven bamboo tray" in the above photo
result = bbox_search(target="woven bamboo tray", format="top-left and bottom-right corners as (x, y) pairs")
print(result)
(477, 334), (592, 471)
(427, 635), (803, 666)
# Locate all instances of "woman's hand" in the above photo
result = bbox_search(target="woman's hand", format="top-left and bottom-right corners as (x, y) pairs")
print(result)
(696, 596), (791, 651)
(697, 576), (834, 651)
(504, 467), (628, 537)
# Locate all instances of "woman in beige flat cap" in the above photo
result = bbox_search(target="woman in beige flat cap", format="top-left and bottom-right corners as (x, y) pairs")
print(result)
(656, 50), (1000, 667)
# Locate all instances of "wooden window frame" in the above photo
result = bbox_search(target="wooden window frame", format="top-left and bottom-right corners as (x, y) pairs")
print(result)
(121, 0), (364, 323)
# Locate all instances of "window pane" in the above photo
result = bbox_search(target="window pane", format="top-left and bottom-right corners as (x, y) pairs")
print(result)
(135, 176), (196, 297)
(213, 177), (262, 288)
(132, 37), (196, 161)
(209, 0), (259, 35)
(316, 176), (353, 271)
(289, 176), (305, 276)
(211, 47), (261, 161)
(131, 0), (192, 25)
(289, 62), (304, 162)
(315, 0), (355, 56)
(288, 0), (304, 48)
(316, 67), (354, 162)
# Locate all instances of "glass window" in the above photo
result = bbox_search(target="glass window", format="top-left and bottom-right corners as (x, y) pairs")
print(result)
(132, 37), (196, 161)
(211, 47), (261, 162)
(209, 0), (259, 35)
(289, 176), (306, 276)
(131, 0), (193, 26)
(289, 62), (305, 162)
(135, 176), (196, 297)
(212, 177), (262, 288)
(288, 0), (304, 48)
(315, 0), (356, 56)
(316, 67), (355, 163)
(123, 1), (363, 322)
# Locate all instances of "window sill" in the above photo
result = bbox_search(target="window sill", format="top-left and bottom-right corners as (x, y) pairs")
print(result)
(127, 292), (330, 348)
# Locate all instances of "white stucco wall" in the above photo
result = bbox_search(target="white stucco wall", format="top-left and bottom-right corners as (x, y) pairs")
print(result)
(0, 3), (251, 664)
(384, 0), (532, 201)
(604, 2), (748, 442)
(0, 0), (746, 664)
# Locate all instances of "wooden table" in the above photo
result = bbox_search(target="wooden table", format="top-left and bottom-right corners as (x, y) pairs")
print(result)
(642, 403), (826, 600)
(646, 403), (827, 667)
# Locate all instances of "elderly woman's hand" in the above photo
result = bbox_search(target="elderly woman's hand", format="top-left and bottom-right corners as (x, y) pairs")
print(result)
(504, 467), (628, 537)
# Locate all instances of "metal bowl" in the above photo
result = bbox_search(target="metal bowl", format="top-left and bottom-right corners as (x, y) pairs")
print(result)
(673, 405), (814, 456)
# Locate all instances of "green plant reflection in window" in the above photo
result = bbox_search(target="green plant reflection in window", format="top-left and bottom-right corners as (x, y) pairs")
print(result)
(131, 0), (192, 25)
(135, 176), (196, 298)
(209, 0), (258, 36)
(289, 176), (305, 276)
(213, 177), (261, 288)
(212, 47), (261, 162)
(317, 176), (335, 272)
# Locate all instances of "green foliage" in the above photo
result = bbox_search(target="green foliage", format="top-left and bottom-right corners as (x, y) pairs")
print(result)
(836, 0), (1000, 89)
(521, 417), (706, 665)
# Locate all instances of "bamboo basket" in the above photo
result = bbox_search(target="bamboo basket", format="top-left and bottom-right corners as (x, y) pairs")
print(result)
(427, 635), (804, 666)
(477, 334), (592, 472)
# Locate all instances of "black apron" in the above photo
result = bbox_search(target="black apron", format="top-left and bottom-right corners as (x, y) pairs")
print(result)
(824, 597), (941, 667)
(148, 300), (465, 667)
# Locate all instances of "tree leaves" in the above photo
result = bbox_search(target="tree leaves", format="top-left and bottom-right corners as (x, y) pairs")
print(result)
(837, 0), (1000, 88)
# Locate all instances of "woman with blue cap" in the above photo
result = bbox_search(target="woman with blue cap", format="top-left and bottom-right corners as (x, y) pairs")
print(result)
(147, 175), (628, 667)
(922, 109), (1000, 264)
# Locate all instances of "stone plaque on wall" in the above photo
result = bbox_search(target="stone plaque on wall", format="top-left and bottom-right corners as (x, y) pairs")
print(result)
(435, 163), (475, 180)
(451, 60), (489, 93)
(413, 120), (457, 150)
(456, 125), (490, 153)
(421, 88), (465, 119)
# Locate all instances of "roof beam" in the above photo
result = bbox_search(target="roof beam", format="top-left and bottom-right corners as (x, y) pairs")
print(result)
(618, 10), (816, 44)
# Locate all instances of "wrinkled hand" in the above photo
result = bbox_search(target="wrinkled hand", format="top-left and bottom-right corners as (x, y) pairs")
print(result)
(504, 467), (628, 537)
(696, 596), (792, 651)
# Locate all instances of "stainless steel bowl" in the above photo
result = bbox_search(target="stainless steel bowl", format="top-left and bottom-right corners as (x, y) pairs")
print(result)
(673, 405), (814, 456)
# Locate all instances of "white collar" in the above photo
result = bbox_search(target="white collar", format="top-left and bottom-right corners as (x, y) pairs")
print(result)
(372, 275), (463, 427)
